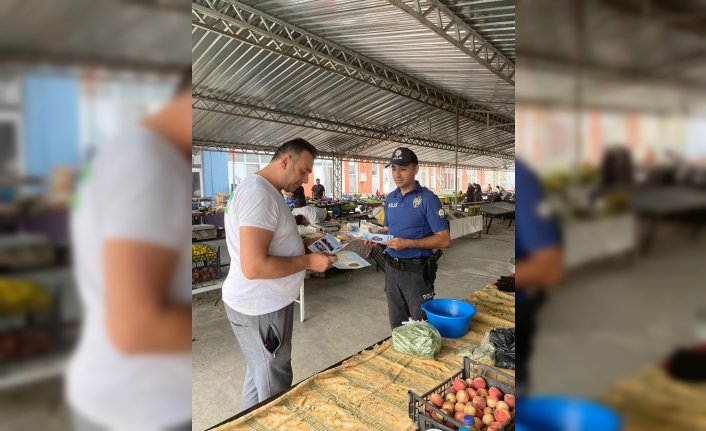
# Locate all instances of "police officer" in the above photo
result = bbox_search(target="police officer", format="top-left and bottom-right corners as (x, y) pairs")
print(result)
(367, 147), (451, 329)
(515, 158), (564, 395)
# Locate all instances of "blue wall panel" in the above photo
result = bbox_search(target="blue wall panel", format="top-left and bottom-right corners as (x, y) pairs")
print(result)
(23, 74), (81, 178)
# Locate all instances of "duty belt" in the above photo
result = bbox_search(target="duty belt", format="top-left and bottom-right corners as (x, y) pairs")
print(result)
(385, 255), (431, 273)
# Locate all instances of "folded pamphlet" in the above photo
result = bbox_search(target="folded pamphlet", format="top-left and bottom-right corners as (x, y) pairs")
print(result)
(361, 232), (394, 244)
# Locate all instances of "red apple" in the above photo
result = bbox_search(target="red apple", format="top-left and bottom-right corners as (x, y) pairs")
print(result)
(504, 394), (515, 409)
(463, 403), (476, 416)
(472, 396), (486, 410)
(482, 413), (494, 425)
(472, 377), (487, 390)
(456, 390), (469, 404)
(431, 410), (444, 422)
(496, 400), (510, 411)
(466, 387), (477, 398)
(494, 407), (511, 425)
(484, 406), (493, 416)
(474, 417), (483, 428)
(442, 401), (455, 414)
(486, 395), (499, 408)
(455, 402), (466, 413)
(452, 378), (467, 392)
(488, 386), (503, 398)
(465, 377), (474, 386)
(447, 386), (458, 395)
(445, 393), (457, 404)
(430, 393), (444, 408)
(454, 411), (465, 423)
(477, 388), (488, 398)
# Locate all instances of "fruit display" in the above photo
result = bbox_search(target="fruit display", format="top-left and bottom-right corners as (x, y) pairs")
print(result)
(0, 328), (54, 363)
(410, 358), (515, 431)
(192, 244), (218, 263)
(192, 266), (219, 284)
(192, 245), (221, 284)
(467, 206), (481, 216)
(0, 279), (53, 316)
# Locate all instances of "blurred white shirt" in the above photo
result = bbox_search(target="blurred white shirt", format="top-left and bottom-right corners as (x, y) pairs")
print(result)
(291, 205), (328, 224)
(67, 127), (191, 430)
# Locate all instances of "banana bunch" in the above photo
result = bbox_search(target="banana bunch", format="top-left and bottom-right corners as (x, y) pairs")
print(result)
(0, 279), (53, 315)
(192, 244), (217, 263)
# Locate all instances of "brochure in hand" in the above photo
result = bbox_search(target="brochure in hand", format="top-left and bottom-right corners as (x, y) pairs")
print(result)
(361, 232), (394, 244)
(307, 234), (370, 270)
(307, 233), (344, 255)
(332, 251), (371, 270)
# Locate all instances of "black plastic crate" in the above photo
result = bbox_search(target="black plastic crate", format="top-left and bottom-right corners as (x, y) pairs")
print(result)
(409, 357), (515, 431)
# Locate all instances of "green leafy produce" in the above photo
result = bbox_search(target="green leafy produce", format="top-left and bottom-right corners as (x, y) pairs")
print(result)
(392, 320), (442, 359)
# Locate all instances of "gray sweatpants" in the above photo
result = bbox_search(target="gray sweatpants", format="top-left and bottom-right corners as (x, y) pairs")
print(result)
(384, 263), (436, 329)
(225, 302), (294, 411)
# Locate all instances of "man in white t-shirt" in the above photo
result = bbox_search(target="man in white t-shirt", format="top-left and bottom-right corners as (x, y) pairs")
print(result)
(222, 138), (337, 411)
(291, 205), (329, 225)
(67, 72), (192, 430)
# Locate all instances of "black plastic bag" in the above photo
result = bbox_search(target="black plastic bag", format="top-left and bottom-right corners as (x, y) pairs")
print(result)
(490, 327), (515, 370)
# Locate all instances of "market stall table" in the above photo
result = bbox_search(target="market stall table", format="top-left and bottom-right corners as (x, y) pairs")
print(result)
(210, 285), (515, 430)
(629, 187), (706, 254)
(479, 202), (515, 234)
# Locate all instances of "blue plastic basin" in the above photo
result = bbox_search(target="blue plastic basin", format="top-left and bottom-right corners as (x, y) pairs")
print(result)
(516, 396), (623, 431)
(421, 299), (476, 338)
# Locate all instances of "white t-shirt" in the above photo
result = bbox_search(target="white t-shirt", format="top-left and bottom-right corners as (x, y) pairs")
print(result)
(291, 205), (328, 224)
(222, 175), (305, 315)
(67, 128), (191, 430)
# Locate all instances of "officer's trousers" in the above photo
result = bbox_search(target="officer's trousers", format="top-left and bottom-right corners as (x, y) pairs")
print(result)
(384, 263), (436, 329)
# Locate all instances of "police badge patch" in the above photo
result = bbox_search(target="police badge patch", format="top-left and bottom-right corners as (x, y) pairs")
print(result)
(437, 208), (445, 218)
(413, 196), (422, 208)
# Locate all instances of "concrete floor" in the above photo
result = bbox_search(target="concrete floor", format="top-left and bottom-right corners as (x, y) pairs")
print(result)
(532, 223), (706, 398)
(191, 223), (515, 430)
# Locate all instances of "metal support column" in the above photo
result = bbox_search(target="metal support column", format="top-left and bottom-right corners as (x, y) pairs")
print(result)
(454, 112), (459, 207)
(332, 156), (342, 199)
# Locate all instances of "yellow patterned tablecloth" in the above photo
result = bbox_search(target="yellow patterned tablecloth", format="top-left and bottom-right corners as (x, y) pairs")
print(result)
(603, 366), (706, 431)
(216, 285), (515, 431)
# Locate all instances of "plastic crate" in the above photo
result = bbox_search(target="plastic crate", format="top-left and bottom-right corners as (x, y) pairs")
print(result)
(409, 357), (515, 431)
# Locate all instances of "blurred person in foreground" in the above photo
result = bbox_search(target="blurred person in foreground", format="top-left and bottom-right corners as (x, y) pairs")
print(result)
(67, 71), (193, 430)
(515, 158), (565, 396)
(222, 138), (337, 411)
(365, 147), (450, 329)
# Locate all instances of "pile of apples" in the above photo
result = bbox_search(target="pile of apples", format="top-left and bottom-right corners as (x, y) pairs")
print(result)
(425, 376), (515, 431)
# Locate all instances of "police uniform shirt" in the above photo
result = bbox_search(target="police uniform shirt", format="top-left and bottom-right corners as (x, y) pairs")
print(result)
(383, 181), (448, 259)
(515, 159), (561, 305)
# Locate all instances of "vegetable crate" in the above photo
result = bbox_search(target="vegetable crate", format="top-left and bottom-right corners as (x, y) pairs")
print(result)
(408, 357), (515, 431)
(191, 245), (221, 284)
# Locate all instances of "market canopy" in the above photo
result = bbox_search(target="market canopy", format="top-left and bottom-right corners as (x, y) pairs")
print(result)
(192, 0), (516, 171)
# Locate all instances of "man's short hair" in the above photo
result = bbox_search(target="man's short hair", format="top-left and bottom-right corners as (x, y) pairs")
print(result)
(176, 68), (191, 94)
(272, 138), (318, 162)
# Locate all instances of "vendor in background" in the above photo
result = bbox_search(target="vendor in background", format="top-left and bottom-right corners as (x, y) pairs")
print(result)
(515, 158), (565, 396)
(474, 184), (483, 202)
(365, 147), (450, 329)
(311, 178), (325, 200)
(465, 183), (475, 203)
(222, 138), (337, 411)
(292, 205), (329, 225)
(486, 183), (492, 192)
